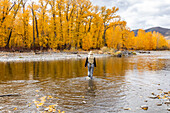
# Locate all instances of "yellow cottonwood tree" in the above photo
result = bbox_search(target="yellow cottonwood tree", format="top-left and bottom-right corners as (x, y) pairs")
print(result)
(0, 0), (169, 51)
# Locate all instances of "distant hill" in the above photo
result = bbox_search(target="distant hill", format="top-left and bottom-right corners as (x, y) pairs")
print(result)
(133, 27), (170, 40)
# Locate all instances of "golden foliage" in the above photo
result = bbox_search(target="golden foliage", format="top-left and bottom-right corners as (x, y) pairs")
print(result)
(0, 0), (169, 50)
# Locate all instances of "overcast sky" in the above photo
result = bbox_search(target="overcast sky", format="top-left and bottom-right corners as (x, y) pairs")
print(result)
(91, 0), (170, 30)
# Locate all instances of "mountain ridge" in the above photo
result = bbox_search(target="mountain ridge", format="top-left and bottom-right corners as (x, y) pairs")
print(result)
(132, 27), (170, 40)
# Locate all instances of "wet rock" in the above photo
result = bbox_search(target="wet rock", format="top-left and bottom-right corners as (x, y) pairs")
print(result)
(82, 101), (86, 104)
(77, 54), (81, 57)
(164, 92), (168, 94)
(164, 101), (170, 104)
(131, 52), (137, 55)
(144, 100), (148, 102)
(139, 51), (150, 54)
(123, 108), (131, 110)
(113, 51), (122, 57)
(157, 89), (162, 91)
(44, 107), (49, 111)
(107, 52), (111, 55)
(117, 54), (122, 57)
(151, 92), (155, 95)
(98, 51), (103, 54)
(140, 105), (148, 110)
(157, 103), (162, 106)
(72, 52), (78, 54)
(149, 95), (158, 99)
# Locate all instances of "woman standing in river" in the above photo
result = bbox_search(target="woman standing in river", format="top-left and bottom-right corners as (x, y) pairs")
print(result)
(85, 51), (96, 79)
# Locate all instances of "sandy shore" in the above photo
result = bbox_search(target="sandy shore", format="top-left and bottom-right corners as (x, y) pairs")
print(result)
(0, 52), (110, 62)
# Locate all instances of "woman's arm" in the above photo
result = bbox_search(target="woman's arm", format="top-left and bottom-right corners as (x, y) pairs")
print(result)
(85, 57), (88, 67)
(94, 58), (96, 67)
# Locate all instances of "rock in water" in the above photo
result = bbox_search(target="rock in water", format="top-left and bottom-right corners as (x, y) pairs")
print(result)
(123, 108), (131, 110)
(164, 101), (170, 104)
(144, 100), (148, 102)
(149, 95), (158, 99)
(140, 105), (148, 110)
(164, 92), (168, 94)
(157, 103), (162, 106)
(82, 101), (86, 104)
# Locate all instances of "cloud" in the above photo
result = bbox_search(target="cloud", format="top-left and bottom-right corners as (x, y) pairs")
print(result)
(90, 0), (170, 30)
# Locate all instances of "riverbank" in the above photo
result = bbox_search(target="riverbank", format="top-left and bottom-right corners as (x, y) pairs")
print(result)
(0, 50), (169, 62)
(0, 51), (110, 62)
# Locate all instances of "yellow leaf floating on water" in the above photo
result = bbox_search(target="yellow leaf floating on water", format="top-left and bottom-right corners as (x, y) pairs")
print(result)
(47, 95), (53, 99)
(35, 90), (39, 92)
(52, 109), (56, 112)
(40, 96), (47, 103)
(143, 107), (148, 110)
(33, 101), (39, 104)
(40, 96), (47, 100)
(156, 95), (161, 99)
(14, 107), (17, 110)
(28, 103), (31, 107)
(58, 110), (65, 113)
(37, 103), (44, 107)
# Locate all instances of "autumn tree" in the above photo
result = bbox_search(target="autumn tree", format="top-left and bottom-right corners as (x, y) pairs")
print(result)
(5, 0), (22, 49)
(100, 6), (120, 46)
(0, 0), (169, 51)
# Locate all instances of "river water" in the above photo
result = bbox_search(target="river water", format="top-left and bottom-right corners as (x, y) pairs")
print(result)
(0, 51), (170, 113)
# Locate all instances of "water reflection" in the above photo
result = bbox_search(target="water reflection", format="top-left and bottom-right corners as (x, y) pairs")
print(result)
(0, 56), (168, 81)
(86, 79), (96, 97)
(0, 53), (170, 113)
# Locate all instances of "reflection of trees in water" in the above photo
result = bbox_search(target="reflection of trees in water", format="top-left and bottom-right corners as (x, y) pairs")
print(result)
(0, 59), (87, 81)
(33, 62), (40, 79)
(0, 57), (167, 81)
(128, 57), (167, 72)
(96, 57), (128, 77)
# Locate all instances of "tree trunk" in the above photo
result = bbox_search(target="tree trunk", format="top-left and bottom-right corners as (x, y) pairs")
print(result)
(53, 14), (57, 38)
(31, 4), (36, 52)
(88, 17), (93, 32)
(5, 1), (21, 48)
(102, 29), (107, 46)
(5, 29), (13, 49)
(35, 16), (39, 42)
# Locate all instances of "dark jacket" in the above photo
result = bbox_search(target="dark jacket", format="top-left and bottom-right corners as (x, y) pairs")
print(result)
(85, 57), (96, 67)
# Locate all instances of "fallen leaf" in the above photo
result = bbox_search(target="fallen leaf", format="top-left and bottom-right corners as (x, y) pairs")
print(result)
(14, 107), (17, 110)
(35, 90), (39, 92)
(47, 95), (53, 99)
(37, 103), (44, 107)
